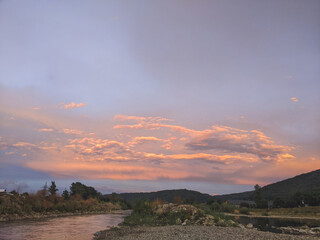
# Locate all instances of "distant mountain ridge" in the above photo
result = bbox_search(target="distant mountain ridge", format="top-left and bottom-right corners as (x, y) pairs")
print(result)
(214, 169), (320, 201)
(116, 189), (213, 204)
(110, 169), (320, 204)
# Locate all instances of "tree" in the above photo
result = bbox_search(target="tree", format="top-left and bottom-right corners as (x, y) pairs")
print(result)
(49, 181), (58, 195)
(62, 189), (69, 200)
(253, 184), (268, 208)
(37, 182), (48, 198)
(272, 197), (285, 208)
(70, 182), (100, 200)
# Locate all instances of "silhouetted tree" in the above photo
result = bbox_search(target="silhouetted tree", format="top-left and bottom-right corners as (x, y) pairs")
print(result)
(253, 184), (268, 208)
(272, 197), (285, 208)
(49, 181), (58, 195)
(37, 182), (48, 198)
(70, 182), (100, 200)
(62, 189), (69, 200)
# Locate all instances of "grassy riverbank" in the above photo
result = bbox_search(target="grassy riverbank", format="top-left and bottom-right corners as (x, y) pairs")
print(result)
(0, 182), (130, 222)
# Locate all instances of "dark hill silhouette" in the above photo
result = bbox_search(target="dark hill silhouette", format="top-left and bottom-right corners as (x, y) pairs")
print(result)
(116, 189), (213, 204)
(214, 169), (320, 201)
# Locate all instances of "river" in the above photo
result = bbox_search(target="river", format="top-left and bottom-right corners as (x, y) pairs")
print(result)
(0, 211), (131, 240)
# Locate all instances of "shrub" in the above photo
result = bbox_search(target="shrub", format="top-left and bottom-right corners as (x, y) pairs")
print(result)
(239, 207), (250, 215)
(221, 203), (236, 213)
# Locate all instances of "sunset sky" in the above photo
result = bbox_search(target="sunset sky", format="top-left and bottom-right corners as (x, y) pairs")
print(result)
(0, 0), (319, 195)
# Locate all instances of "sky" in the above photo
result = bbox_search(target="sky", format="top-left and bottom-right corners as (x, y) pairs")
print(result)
(0, 0), (319, 195)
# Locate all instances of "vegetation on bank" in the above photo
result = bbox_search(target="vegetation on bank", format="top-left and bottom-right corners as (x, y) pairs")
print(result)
(0, 181), (130, 220)
(123, 199), (236, 227)
(122, 189), (320, 228)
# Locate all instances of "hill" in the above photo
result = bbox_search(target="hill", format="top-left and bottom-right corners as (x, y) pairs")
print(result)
(115, 189), (213, 204)
(214, 169), (320, 201)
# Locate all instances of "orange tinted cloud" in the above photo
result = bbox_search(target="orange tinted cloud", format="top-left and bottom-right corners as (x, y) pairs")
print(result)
(290, 97), (299, 102)
(37, 128), (54, 132)
(12, 142), (36, 148)
(63, 128), (83, 135)
(62, 102), (86, 109)
(2, 112), (299, 185)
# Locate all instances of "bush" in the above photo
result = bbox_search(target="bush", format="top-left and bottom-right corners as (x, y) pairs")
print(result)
(221, 203), (236, 213)
(240, 202), (250, 208)
(239, 207), (250, 215)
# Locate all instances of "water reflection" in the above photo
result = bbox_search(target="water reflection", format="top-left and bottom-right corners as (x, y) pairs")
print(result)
(0, 211), (130, 240)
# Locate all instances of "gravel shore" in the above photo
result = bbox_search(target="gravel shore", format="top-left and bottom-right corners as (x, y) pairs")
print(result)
(96, 225), (319, 240)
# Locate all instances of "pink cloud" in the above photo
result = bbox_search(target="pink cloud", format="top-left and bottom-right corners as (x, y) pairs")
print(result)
(63, 128), (83, 135)
(62, 102), (86, 109)
(37, 128), (54, 132)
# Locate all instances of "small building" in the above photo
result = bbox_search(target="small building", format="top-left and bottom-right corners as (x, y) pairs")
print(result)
(0, 189), (7, 195)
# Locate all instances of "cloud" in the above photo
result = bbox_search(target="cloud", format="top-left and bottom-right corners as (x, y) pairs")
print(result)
(63, 128), (83, 135)
(66, 137), (132, 157)
(37, 128), (54, 132)
(114, 114), (197, 134)
(113, 115), (294, 163)
(186, 126), (294, 162)
(114, 114), (172, 123)
(290, 97), (299, 102)
(0, 112), (298, 186)
(12, 142), (36, 148)
(62, 102), (86, 109)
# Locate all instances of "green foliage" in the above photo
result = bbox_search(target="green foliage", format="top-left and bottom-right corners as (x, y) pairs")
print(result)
(124, 201), (209, 226)
(49, 181), (58, 195)
(100, 192), (131, 209)
(0, 181), (127, 217)
(124, 200), (158, 226)
(210, 202), (221, 212)
(220, 203), (236, 213)
(62, 190), (69, 200)
(272, 190), (320, 208)
(254, 184), (268, 208)
(240, 202), (250, 208)
(239, 207), (250, 215)
(70, 182), (101, 200)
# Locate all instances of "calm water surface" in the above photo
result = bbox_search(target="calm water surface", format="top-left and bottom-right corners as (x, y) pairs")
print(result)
(0, 211), (131, 240)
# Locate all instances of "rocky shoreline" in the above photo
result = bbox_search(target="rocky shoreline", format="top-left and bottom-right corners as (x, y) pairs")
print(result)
(93, 203), (320, 240)
(94, 225), (319, 240)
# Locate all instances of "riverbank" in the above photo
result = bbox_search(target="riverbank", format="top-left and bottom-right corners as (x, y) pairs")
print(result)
(95, 225), (319, 240)
(0, 209), (130, 222)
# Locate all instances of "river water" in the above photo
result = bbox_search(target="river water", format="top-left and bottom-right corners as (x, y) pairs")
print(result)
(0, 211), (131, 240)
